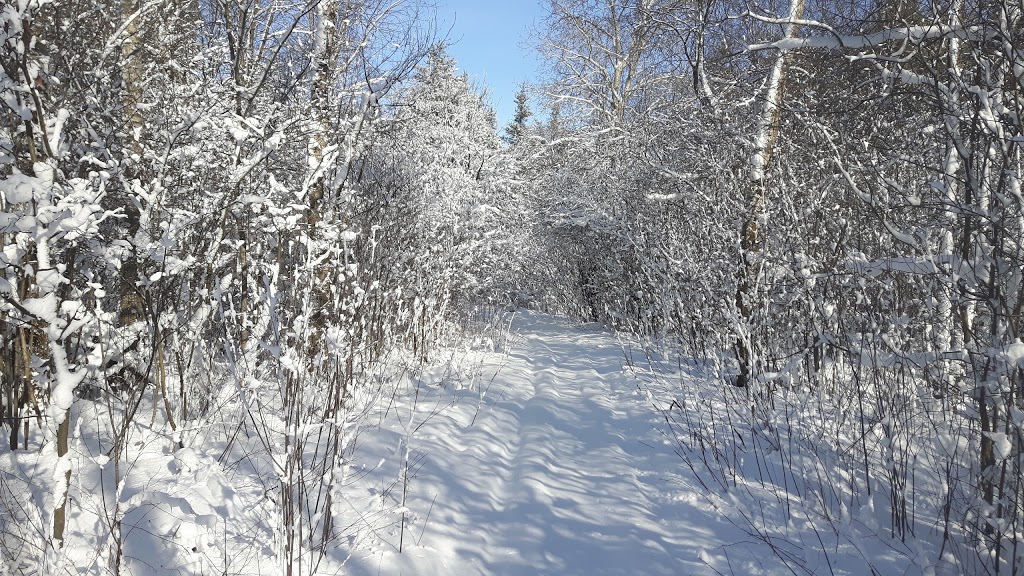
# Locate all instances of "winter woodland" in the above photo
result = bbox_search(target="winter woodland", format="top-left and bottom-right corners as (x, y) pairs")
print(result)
(1, 0), (1023, 574)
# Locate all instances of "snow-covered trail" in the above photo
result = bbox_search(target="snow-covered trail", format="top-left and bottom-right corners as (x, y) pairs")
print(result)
(345, 312), (731, 575)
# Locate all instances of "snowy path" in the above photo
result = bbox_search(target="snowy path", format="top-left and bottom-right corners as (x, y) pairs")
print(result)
(345, 312), (731, 575)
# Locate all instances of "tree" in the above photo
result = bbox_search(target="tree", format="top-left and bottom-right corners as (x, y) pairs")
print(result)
(733, 0), (805, 387)
(381, 43), (506, 346)
(503, 84), (534, 145)
(533, 0), (1024, 569)
(536, 0), (686, 129)
(1, 0), (440, 570)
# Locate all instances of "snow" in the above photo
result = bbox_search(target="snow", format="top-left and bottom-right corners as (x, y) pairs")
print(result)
(1, 171), (40, 204)
(985, 432), (1013, 460)
(747, 24), (992, 52)
(846, 255), (942, 275)
(1002, 339), (1024, 367)
(47, 108), (69, 154)
(0, 312), (980, 574)
(343, 312), (731, 575)
(4, 0), (1022, 572)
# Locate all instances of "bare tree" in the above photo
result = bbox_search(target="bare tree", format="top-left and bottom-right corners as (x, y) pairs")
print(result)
(536, 0), (686, 128)
(733, 0), (805, 388)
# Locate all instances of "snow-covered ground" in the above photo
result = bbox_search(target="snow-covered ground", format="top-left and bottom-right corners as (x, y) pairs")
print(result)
(339, 311), (747, 575)
(340, 311), (959, 576)
(3, 311), (954, 575)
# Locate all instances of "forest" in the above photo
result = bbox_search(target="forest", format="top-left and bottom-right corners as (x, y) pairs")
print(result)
(1, 0), (1022, 574)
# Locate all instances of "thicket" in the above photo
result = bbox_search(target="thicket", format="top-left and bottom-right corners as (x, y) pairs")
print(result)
(3, 0), (1023, 574)
(526, 0), (1024, 573)
(0, 1), (523, 572)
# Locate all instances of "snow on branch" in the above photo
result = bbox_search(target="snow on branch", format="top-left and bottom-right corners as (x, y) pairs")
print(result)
(845, 254), (960, 275)
(747, 24), (993, 53)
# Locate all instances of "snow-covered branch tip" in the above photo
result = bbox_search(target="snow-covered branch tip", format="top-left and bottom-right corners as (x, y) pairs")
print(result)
(747, 24), (993, 53)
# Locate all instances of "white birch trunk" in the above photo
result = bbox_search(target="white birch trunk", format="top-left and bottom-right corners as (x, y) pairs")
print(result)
(735, 0), (805, 386)
(933, 0), (965, 395)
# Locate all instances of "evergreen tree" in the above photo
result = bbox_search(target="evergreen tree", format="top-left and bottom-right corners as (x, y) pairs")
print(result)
(503, 85), (533, 146)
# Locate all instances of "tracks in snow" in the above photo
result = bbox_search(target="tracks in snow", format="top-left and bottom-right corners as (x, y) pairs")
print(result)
(346, 312), (728, 576)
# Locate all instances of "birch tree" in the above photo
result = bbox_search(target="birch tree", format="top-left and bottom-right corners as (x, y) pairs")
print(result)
(742, 1), (1024, 566)
(536, 0), (686, 128)
(733, 0), (805, 387)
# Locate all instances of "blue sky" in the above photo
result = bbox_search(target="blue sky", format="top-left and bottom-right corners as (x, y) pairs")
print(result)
(434, 1), (545, 128)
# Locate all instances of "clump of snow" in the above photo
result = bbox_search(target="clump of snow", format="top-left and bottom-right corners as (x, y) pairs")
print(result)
(1001, 339), (1024, 367)
(985, 432), (1013, 461)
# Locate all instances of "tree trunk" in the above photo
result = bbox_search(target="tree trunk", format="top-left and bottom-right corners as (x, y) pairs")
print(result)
(52, 407), (71, 545)
(118, 0), (146, 328)
(734, 0), (805, 387)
